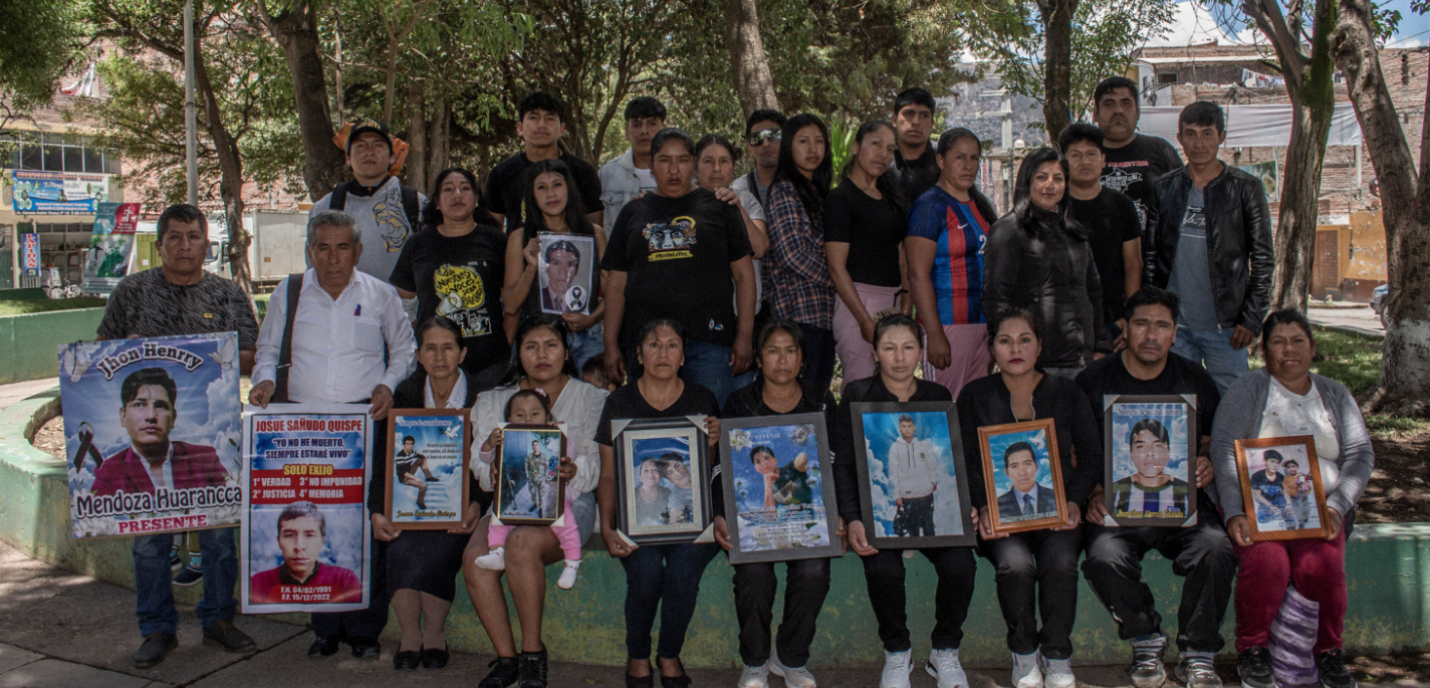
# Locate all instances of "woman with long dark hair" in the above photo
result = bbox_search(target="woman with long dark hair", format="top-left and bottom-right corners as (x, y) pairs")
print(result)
(764, 113), (837, 393)
(982, 147), (1110, 379)
(390, 168), (510, 388)
(716, 319), (843, 687)
(371, 317), (485, 671)
(906, 128), (1000, 399)
(501, 158), (608, 370)
(826, 120), (911, 394)
(462, 315), (609, 688)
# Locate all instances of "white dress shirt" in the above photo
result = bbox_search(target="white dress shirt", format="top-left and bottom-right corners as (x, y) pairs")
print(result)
(887, 436), (939, 499)
(425, 371), (469, 410)
(1013, 484), (1043, 514)
(253, 269), (416, 404)
(138, 444), (175, 490)
(471, 379), (608, 496)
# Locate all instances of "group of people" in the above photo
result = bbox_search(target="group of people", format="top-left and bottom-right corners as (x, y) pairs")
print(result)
(93, 76), (1373, 688)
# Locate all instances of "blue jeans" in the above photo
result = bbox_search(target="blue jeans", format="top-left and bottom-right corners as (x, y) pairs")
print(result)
(570, 323), (605, 373)
(1171, 328), (1249, 395)
(133, 527), (238, 636)
(620, 542), (721, 659)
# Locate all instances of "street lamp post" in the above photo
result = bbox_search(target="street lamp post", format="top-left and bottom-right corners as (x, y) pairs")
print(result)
(183, 0), (198, 207)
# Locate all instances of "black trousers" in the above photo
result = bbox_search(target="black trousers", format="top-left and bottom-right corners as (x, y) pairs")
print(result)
(899, 494), (936, 537)
(311, 532), (389, 641)
(860, 547), (977, 653)
(733, 557), (831, 667)
(1081, 515), (1237, 653)
(981, 529), (1082, 659)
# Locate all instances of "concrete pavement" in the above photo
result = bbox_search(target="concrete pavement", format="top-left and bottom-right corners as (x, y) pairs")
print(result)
(1308, 305), (1385, 338)
(0, 377), (57, 413)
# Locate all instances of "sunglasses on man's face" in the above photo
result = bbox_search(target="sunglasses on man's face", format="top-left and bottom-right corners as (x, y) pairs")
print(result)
(747, 129), (782, 145)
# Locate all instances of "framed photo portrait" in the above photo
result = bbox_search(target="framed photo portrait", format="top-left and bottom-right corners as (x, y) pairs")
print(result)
(851, 402), (975, 549)
(1234, 436), (1328, 542)
(720, 413), (842, 563)
(538, 233), (596, 315)
(977, 419), (1068, 534)
(613, 417), (712, 545)
(1103, 395), (1198, 527)
(385, 409), (471, 530)
(495, 425), (567, 526)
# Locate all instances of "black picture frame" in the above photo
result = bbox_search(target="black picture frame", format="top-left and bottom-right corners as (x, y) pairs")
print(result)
(1101, 394), (1199, 527)
(851, 401), (976, 548)
(613, 416), (712, 546)
(719, 413), (843, 564)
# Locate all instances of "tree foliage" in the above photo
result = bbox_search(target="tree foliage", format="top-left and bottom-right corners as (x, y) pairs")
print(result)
(0, 0), (87, 119)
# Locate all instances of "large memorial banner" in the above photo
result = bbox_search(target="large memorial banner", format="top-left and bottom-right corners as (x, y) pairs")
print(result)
(60, 333), (244, 539)
(241, 405), (371, 613)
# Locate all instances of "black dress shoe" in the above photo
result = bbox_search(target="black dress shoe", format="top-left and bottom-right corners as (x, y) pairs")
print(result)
(308, 635), (340, 658)
(393, 648), (421, 670)
(133, 633), (177, 668)
(421, 647), (450, 669)
(625, 673), (654, 688)
(349, 636), (381, 658)
(659, 658), (692, 688)
(202, 619), (256, 652)
(479, 657), (521, 688)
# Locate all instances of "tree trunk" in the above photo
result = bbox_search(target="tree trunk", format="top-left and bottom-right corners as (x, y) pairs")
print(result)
(405, 82), (428, 195)
(1265, 0), (1337, 313)
(426, 97), (449, 189)
(724, 0), (779, 116)
(192, 29), (252, 291)
(1333, 0), (1430, 416)
(259, 1), (345, 199)
(1038, 0), (1076, 140)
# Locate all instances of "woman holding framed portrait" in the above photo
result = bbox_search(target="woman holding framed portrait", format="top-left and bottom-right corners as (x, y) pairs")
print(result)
(957, 307), (1101, 688)
(1209, 310), (1374, 688)
(831, 313), (979, 688)
(595, 319), (722, 688)
(462, 315), (609, 688)
(369, 317), (484, 671)
(715, 319), (843, 688)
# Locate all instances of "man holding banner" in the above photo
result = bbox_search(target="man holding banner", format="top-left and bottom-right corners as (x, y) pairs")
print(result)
(249, 209), (416, 659)
(95, 203), (259, 668)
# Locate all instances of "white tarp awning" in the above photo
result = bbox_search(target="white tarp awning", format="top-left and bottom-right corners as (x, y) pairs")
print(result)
(1137, 104), (1364, 147)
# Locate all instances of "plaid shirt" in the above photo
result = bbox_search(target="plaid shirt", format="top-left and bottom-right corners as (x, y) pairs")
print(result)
(764, 179), (835, 329)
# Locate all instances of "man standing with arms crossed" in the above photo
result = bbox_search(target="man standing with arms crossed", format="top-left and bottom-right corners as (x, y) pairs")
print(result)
(97, 203), (260, 668)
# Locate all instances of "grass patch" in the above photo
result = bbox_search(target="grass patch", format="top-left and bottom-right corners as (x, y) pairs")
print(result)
(1364, 413), (1427, 439)
(0, 297), (108, 316)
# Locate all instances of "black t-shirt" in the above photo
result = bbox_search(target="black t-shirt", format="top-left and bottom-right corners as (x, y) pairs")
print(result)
(484, 151), (603, 234)
(1100, 134), (1182, 234)
(1075, 351), (1221, 441)
(1068, 187), (1142, 324)
(824, 178), (906, 288)
(389, 225), (509, 376)
(594, 381), (721, 447)
(601, 188), (754, 349)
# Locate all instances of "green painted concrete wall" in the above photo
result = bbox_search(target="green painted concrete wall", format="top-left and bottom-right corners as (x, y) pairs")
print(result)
(2, 390), (1428, 667)
(0, 308), (104, 384)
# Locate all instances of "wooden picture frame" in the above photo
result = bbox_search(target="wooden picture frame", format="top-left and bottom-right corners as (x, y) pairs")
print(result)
(977, 418), (1069, 534)
(613, 417), (712, 546)
(850, 401), (976, 549)
(1102, 394), (1199, 527)
(719, 413), (843, 564)
(384, 409), (471, 530)
(1233, 436), (1329, 542)
(494, 424), (568, 527)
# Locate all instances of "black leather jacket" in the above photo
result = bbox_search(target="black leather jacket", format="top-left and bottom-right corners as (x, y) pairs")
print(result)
(1151, 164), (1273, 333)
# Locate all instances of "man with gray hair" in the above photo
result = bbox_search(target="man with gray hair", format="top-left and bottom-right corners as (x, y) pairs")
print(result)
(249, 208), (414, 658)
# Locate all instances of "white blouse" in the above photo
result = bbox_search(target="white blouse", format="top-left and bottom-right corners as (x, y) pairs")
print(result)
(471, 378), (608, 496)
(1260, 376), (1340, 462)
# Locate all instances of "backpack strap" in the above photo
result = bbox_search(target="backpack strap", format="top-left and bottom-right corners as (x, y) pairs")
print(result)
(401, 185), (420, 230)
(329, 182), (349, 211)
(272, 272), (304, 403)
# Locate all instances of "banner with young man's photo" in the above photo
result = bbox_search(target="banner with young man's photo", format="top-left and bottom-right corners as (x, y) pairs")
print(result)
(241, 404), (372, 614)
(60, 333), (245, 539)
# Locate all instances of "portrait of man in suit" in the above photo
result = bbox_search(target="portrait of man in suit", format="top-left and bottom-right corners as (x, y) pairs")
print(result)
(540, 239), (582, 313)
(996, 441), (1057, 522)
(90, 367), (229, 496)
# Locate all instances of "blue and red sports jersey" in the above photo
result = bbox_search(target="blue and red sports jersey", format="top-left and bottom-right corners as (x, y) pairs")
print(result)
(906, 185), (990, 325)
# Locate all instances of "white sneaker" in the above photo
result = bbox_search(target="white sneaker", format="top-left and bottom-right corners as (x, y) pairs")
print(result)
(770, 650), (817, 688)
(1012, 652), (1043, 688)
(1043, 656), (1076, 688)
(926, 648), (967, 688)
(738, 662), (770, 688)
(557, 559), (581, 589)
(474, 546), (506, 571)
(881, 650), (913, 688)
